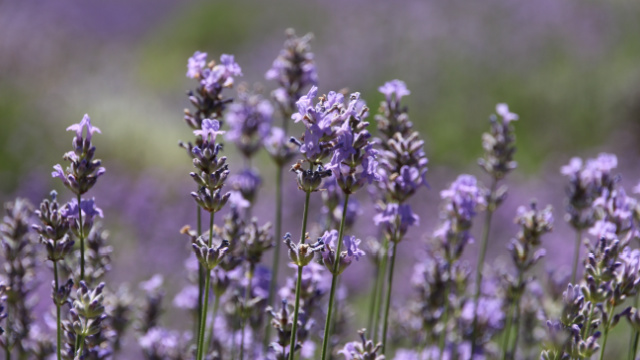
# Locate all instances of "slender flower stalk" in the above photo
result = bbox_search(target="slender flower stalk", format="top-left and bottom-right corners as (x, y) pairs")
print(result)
(381, 241), (397, 354)
(371, 241), (388, 343)
(321, 194), (351, 360)
(196, 212), (215, 360)
(288, 191), (311, 360)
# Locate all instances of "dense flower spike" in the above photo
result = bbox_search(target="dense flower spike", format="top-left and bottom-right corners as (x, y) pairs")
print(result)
(266, 29), (317, 118)
(478, 103), (518, 180)
(182, 53), (243, 131)
(225, 86), (274, 158)
(52, 114), (105, 195)
(0, 198), (37, 357)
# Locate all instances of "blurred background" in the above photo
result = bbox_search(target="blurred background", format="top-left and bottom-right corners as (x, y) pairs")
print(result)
(2, 0), (640, 356)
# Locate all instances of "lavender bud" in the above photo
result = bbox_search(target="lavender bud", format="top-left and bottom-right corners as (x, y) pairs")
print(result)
(52, 278), (74, 307)
(192, 239), (230, 270)
(284, 233), (324, 267)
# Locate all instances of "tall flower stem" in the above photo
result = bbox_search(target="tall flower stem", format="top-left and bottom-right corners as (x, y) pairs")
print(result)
(571, 230), (582, 284)
(76, 335), (86, 358)
(473, 178), (497, 345)
(77, 193), (85, 281)
(288, 190), (312, 360)
(501, 303), (515, 360)
(372, 238), (389, 343)
(320, 193), (350, 360)
(266, 163), (285, 350)
(196, 212), (215, 360)
(381, 242), (398, 355)
(5, 309), (10, 360)
(438, 257), (453, 354)
(367, 265), (380, 339)
(239, 263), (254, 360)
(631, 293), (640, 360)
(197, 206), (203, 342)
(600, 305), (614, 360)
(54, 260), (62, 360)
(205, 294), (220, 354)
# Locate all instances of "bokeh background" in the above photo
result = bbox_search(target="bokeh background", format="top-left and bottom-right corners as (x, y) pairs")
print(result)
(2, 0), (640, 357)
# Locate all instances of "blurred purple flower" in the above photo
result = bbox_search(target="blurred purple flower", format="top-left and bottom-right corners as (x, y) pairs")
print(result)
(495, 103), (519, 124)
(66, 114), (101, 141)
(193, 118), (225, 144)
(186, 51), (207, 78)
(379, 79), (410, 103)
(440, 174), (486, 222)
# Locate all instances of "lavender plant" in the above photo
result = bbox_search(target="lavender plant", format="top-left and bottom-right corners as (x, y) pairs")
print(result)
(8, 26), (640, 360)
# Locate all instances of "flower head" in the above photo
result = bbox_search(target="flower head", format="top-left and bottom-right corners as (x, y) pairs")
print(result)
(186, 51), (207, 78)
(66, 114), (101, 142)
(193, 118), (225, 144)
(379, 79), (410, 103)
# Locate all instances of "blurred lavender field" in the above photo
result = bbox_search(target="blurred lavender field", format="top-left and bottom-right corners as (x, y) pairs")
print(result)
(2, 0), (640, 358)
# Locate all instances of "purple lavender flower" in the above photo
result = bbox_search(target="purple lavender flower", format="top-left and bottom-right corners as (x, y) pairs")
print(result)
(202, 54), (242, 92)
(52, 114), (106, 195)
(186, 51), (208, 78)
(588, 220), (618, 240)
(173, 285), (199, 310)
(66, 114), (101, 142)
(265, 29), (317, 114)
(373, 203), (419, 241)
(225, 87), (274, 158)
(264, 126), (296, 166)
(319, 231), (365, 275)
(379, 79), (410, 103)
(440, 174), (486, 223)
(495, 103), (519, 124)
(230, 168), (262, 204)
(193, 118), (225, 144)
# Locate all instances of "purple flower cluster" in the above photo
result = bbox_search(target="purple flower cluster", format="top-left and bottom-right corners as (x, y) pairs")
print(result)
(51, 114), (105, 195)
(225, 86), (274, 159)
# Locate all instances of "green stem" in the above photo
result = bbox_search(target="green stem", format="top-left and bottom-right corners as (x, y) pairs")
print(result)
(196, 211), (215, 360)
(77, 193), (85, 281)
(438, 258), (452, 354)
(501, 303), (515, 360)
(197, 205), (203, 343)
(600, 328), (610, 360)
(571, 230), (582, 285)
(372, 238), (389, 343)
(320, 194), (351, 360)
(54, 261), (62, 360)
(266, 164), (285, 350)
(381, 242), (398, 355)
(510, 299), (522, 359)
(288, 265), (304, 360)
(239, 264), (254, 360)
(287, 191), (312, 360)
(76, 335), (86, 358)
(205, 294), (220, 355)
(5, 306), (10, 360)
(367, 265), (380, 339)
(631, 328), (639, 360)
(632, 292), (640, 360)
(472, 178), (497, 348)
(582, 305), (594, 340)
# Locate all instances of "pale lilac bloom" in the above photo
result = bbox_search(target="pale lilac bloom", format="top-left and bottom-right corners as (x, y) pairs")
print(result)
(561, 157), (583, 177)
(343, 236), (365, 262)
(583, 153), (617, 183)
(62, 198), (104, 221)
(66, 114), (101, 141)
(393, 349), (420, 360)
(588, 220), (617, 240)
(186, 51), (207, 78)
(193, 118), (225, 143)
(461, 296), (505, 331)
(228, 190), (250, 209)
(379, 79), (410, 102)
(374, 203), (419, 234)
(495, 103), (519, 123)
(139, 274), (164, 293)
(300, 340), (316, 359)
(202, 54), (242, 91)
(173, 285), (198, 310)
(292, 86), (318, 124)
(440, 174), (486, 221)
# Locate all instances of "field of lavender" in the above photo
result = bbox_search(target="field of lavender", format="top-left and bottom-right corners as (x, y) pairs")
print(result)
(2, 1), (640, 360)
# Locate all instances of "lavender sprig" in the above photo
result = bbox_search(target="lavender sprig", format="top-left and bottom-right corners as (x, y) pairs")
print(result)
(0, 198), (36, 360)
(473, 103), (518, 348)
(51, 114), (105, 282)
